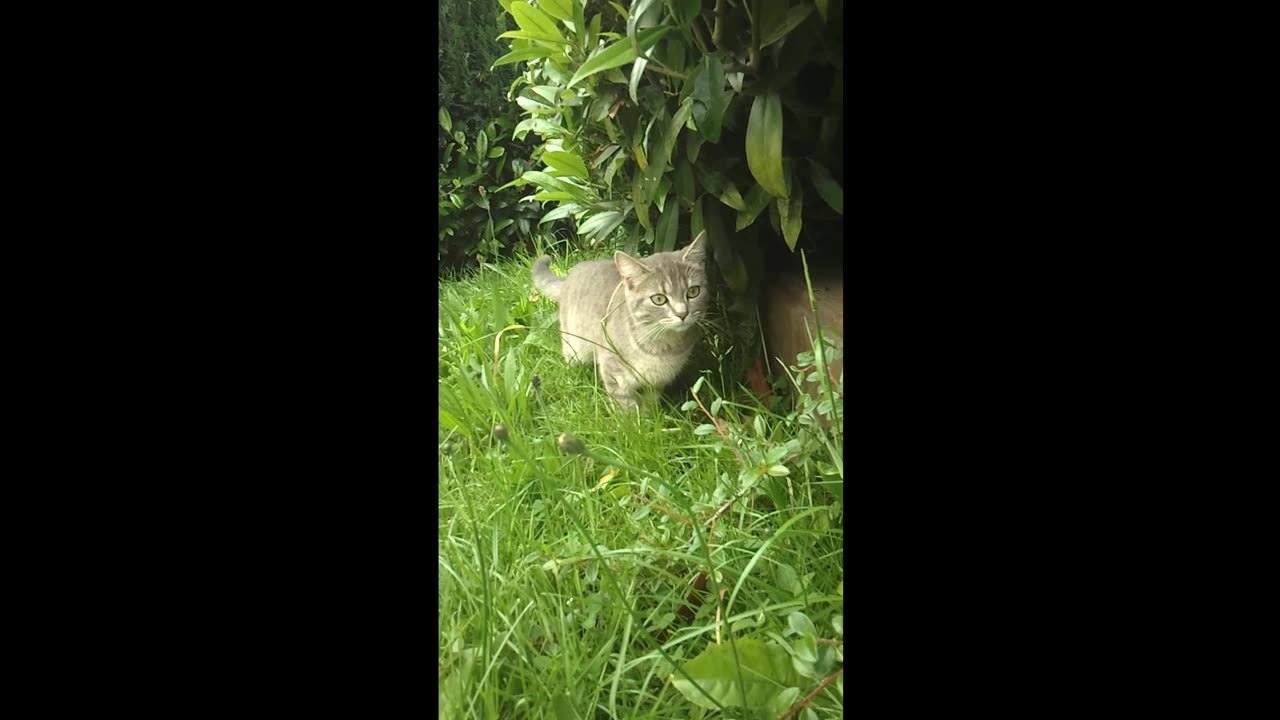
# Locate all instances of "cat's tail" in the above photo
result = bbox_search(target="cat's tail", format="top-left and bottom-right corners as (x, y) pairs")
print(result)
(532, 255), (564, 302)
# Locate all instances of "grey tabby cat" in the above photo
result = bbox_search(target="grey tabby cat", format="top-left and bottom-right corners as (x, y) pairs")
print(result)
(532, 232), (710, 410)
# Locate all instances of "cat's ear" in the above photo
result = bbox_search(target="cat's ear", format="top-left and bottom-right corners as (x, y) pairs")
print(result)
(614, 251), (651, 284)
(682, 230), (707, 264)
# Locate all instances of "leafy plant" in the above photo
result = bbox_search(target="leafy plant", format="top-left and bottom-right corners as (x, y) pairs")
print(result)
(493, 0), (842, 258)
(492, 0), (844, 383)
(439, 0), (549, 271)
(439, 108), (543, 269)
(439, 0), (521, 144)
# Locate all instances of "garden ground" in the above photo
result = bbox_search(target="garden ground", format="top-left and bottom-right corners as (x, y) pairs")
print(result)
(438, 245), (844, 719)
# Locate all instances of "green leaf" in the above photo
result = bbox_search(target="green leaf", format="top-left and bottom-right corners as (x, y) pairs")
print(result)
(632, 140), (649, 171)
(832, 615), (843, 636)
(517, 90), (554, 112)
(776, 563), (802, 595)
(608, 1), (629, 21)
(438, 408), (464, 431)
(718, 180), (746, 211)
(791, 636), (818, 678)
(633, 172), (652, 230)
(654, 175), (671, 213)
(627, 0), (661, 41)
(672, 0), (701, 27)
(643, 97), (693, 203)
(492, 46), (558, 69)
(513, 117), (565, 141)
(587, 13), (601, 49)
(736, 184), (773, 231)
(693, 423), (716, 436)
(692, 55), (726, 142)
(590, 143), (621, 171)
(511, 1), (568, 43)
(540, 203), (582, 224)
(476, 129), (489, 161)
(438, 107), (452, 134)
(760, 4), (814, 49)
(807, 159), (843, 214)
(542, 150), (589, 179)
(815, 0), (829, 22)
(533, 191), (578, 202)
(701, 196), (748, 293)
(788, 612), (816, 638)
(603, 151), (626, 189)
(674, 159), (695, 208)
(778, 178), (803, 250)
(767, 465), (790, 476)
(655, 195), (679, 252)
(746, 94), (787, 197)
(573, 1), (587, 47)
(578, 210), (626, 239)
(629, 57), (648, 104)
(522, 170), (569, 192)
(495, 177), (528, 192)
(685, 130), (703, 164)
(538, 0), (573, 22)
(552, 691), (580, 720)
(671, 638), (799, 711)
(488, 146), (506, 158)
(567, 26), (672, 89)
(497, 30), (562, 43)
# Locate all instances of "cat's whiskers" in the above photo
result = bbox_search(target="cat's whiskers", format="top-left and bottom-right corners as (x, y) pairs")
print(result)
(634, 318), (667, 346)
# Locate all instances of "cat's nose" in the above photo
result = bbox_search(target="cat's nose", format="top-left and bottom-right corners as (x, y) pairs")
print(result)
(673, 306), (688, 320)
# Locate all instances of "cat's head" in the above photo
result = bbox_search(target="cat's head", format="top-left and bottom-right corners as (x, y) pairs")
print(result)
(614, 231), (709, 335)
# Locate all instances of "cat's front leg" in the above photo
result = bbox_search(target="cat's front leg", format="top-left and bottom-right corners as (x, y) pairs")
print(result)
(597, 355), (641, 411)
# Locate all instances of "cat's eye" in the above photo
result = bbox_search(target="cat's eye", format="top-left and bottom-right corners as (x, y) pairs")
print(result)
(686, 286), (701, 299)
(650, 294), (668, 305)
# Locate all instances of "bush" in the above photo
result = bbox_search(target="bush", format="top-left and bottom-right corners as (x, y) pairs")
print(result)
(438, 0), (544, 271)
(438, 110), (544, 269)
(439, 0), (520, 143)
(493, 0), (844, 381)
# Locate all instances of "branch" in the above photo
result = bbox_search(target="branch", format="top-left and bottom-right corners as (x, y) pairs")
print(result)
(706, 482), (753, 531)
(777, 668), (844, 720)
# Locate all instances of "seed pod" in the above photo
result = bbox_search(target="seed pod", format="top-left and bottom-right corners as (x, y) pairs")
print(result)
(493, 424), (510, 444)
(556, 432), (586, 455)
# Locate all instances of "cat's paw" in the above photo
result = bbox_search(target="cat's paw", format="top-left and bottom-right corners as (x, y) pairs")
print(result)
(613, 395), (641, 412)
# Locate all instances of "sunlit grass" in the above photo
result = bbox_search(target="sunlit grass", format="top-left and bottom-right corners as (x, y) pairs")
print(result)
(439, 245), (843, 719)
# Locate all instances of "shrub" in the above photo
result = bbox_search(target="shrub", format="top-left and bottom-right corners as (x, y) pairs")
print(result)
(492, 0), (844, 381)
(494, 0), (843, 260)
(439, 0), (544, 271)
(439, 0), (520, 143)
(438, 110), (544, 269)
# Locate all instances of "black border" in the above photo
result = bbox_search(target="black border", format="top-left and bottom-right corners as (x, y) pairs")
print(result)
(81, 2), (1175, 712)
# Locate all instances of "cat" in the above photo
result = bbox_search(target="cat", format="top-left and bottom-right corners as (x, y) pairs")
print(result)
(532, 231), (710, 410)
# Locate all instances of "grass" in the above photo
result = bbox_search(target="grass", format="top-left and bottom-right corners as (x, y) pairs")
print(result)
(438, 243), (844, 719)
